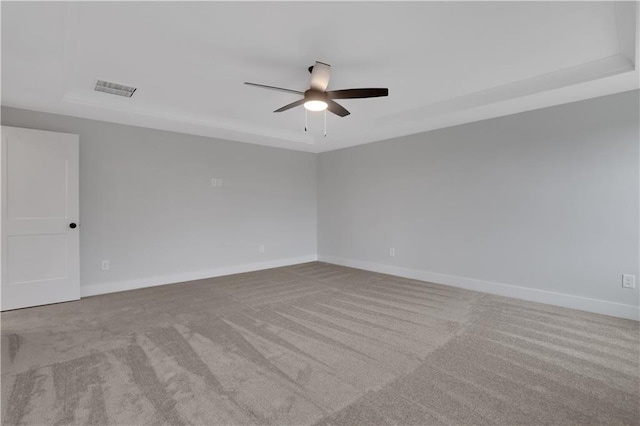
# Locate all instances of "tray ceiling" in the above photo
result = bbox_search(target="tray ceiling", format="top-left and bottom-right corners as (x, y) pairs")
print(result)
(2, 2), (638, 152)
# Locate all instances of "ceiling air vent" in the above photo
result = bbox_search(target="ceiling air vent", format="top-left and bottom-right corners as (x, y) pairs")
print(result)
(94, 80), (137, 97)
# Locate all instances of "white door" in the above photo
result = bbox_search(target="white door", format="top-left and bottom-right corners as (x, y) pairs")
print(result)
(1, 126), (80, 311)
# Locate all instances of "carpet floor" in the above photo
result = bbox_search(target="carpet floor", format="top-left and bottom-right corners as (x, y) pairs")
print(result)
(1, 262), (638, 425)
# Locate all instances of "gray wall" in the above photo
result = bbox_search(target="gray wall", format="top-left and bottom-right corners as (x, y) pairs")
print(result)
(318, 91), (639, 307)
(1, 107), (317, 290)
(3, 91), (638, 313)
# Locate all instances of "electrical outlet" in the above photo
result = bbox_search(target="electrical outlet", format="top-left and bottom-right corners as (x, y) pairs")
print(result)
(217, 179), (223, 187)
(101, 260), (110, 271)
(259, 244), (265, 253)
(389, 247), (395, 257)
(622, 274), (636, 289)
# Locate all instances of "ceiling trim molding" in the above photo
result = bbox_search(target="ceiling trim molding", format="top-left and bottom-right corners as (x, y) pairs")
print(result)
(379, 54), (633, 126)
(315, 69), (639, 152)
(60, 92), (317, 146)
(614, 0), (638, 66)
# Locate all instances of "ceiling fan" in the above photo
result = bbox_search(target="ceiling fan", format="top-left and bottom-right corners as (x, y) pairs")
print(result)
(244, 61), (388, 117)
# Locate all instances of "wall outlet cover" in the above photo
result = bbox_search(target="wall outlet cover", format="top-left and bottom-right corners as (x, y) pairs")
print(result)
(622, 274), (636, 289)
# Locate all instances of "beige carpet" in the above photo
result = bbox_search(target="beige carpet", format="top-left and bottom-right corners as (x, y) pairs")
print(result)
(2, 262), (638, 425)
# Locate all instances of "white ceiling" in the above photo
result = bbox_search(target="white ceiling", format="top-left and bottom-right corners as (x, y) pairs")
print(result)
(2, 1), (638, 153)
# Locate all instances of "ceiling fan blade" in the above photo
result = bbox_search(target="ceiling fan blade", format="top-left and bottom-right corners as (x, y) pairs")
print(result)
(310, 61), (331, 91)
(326, 100), (350, 117)
(327, 88), (389, 99)
(274, 98), (306, 113)
(244, 82), (304, 95)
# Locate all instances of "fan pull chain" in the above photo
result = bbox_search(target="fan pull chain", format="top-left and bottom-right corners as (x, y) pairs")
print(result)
(323, 110), (327, 137)
(304, 109), (308, 132)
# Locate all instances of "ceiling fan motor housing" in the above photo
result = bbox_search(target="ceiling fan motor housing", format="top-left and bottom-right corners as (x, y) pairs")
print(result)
(304, 89), (327, 102)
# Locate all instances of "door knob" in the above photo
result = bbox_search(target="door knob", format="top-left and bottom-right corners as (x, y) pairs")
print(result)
(69, 223), (77, 229)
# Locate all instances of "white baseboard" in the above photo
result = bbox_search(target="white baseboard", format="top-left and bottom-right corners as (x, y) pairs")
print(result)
(81, 255), (318, 298)
(318, 255), (639, 321)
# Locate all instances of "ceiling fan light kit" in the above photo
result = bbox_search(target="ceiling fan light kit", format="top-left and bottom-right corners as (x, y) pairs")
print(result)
(303, 91), (328, 111)
(303, 101), (327, 112)
(245, 60), (389, 136)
